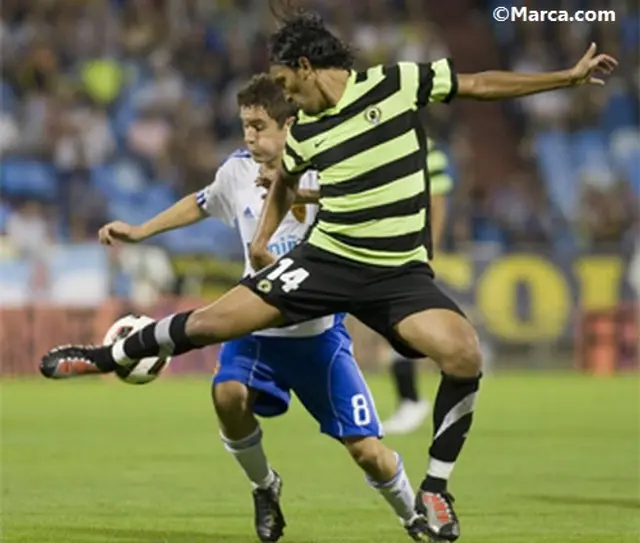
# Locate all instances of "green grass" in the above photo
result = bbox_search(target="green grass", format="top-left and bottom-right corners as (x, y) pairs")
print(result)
(2, 374), (639, 542)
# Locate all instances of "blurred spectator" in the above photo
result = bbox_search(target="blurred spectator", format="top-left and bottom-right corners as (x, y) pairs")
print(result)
(6, 200), (50, 258)
(52, 92), (116, 170)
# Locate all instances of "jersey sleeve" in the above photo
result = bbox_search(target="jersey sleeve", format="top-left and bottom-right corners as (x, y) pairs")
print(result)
(298, 169), (320, 191)
(400, 58), (458, 108)
(426, 139), (453, 196)
(195, 160), (236, 227)
(282, 126), (311, 175)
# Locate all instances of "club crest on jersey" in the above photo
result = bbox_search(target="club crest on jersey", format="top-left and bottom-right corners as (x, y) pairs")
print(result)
(291, 205), (306, 223)
(257, 279), (272, 293)
(364, 106), (382, 125)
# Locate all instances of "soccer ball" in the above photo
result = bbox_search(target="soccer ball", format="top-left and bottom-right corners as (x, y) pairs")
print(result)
(102, 314), (172, 385)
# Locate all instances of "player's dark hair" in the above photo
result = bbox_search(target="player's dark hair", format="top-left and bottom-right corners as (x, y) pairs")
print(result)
(236, 73), (298, 126)
(268, 0), (354, 70)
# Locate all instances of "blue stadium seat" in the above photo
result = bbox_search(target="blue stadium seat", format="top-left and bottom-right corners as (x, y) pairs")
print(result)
(610, 128), (640, 196)
(162, 219), (243, 258)
(0, 82), (16, 113)
(91, 160), (148, 201)
(601, 90), (638, 135)
(533, 131), (577, 220)
(0, 201), (11, 233)
(571, 129), (610, 171)
(107, 198), (153, 225)
(0, 160), (58, 201)
(143, 183), (178, 215)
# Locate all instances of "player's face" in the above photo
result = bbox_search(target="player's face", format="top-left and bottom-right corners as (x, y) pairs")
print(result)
(270, 64), (325, 116)
(240, 106), (288, 163)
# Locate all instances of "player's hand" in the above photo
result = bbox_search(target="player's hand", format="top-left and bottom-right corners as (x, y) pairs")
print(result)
(568, 42), (618, 86)
(256, 163), (279, 189)
(98, 221), (144, 245)
(255, 165), (277, 199)
(249, 242), (276, 271)
(255, 176), (273, 191)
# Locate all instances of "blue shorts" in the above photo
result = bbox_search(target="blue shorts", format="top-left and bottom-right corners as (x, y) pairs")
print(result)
(212, 325), (382, 439)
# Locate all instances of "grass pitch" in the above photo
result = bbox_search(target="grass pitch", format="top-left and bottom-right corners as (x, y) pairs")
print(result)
(2, 373), (639, 542)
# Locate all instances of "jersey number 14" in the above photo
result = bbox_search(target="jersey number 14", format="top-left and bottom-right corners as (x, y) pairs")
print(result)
(266, 257), (310, 293)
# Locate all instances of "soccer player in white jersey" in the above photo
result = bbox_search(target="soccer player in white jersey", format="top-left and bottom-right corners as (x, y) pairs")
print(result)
(94, 75), (428, 542)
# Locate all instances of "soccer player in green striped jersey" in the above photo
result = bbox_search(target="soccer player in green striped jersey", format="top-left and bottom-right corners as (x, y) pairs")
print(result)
(247, 11), (616, 542)
(40, 8), (617, 543)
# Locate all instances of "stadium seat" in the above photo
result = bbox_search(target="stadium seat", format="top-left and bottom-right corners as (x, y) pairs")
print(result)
(610, 128), (640, 196)
(143, 183), (179, 215)
(107, 198), (153, 225)
(0, 82), (16, 113)
(162, 219), (243, 258)
(0, 160), (58, 201)
(91, 160), (148, 202)
(571, 129), (611, 172)
(0, 201), (10, 233)
(533, 131), (577, 220)
(601, 89), (639, 135)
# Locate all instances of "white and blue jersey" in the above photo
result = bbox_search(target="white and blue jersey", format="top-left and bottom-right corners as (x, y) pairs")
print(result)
(196, 149), (339, 338)
(196, 150), (382, 439)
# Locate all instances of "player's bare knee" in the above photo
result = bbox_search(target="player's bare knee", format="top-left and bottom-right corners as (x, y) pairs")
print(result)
(212, 381), (252, 426)
(343, 437), (385, 472)
(440, 331), (482, 378)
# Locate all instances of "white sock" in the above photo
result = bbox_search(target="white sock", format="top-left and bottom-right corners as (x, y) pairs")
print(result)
(367, 452), (416, 522)
(221, 426), (276, 489)
(427, 457), (455, 481)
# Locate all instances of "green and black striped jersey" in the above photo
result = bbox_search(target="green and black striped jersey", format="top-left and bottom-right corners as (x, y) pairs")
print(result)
(283, 59), (457, 267)
(427, 138), (453, 197)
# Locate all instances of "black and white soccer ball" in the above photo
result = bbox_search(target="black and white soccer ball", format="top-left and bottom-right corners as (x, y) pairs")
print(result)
(102, 314), (172, 385)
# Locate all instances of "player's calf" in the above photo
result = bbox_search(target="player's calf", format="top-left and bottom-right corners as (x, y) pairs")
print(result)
(343, 436), (397, 482)
(343, 437), (429, 538)
(395, 309), (480, 542)
(213, 381), (286, 542)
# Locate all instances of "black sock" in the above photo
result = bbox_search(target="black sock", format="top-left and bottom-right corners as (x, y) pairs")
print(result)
(391, 358), (420, 403)
(421, 373), (481, 493)
(93, 311), (200, 370)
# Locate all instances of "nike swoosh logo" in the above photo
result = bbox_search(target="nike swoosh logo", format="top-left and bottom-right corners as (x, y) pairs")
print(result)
(314, 138), (327, 148)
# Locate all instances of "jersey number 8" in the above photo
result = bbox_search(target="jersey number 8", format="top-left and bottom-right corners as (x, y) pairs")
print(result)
(351, 394), (371, 426)
(266, 257), (310, 293)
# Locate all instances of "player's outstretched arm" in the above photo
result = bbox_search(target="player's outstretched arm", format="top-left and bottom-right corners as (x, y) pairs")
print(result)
(250, 164), (301, 270)
(98, 193), (206, 245)
(457, 43), (617, 100)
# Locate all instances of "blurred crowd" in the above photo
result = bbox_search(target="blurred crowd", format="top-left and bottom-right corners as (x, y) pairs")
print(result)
(480, 0), (639, 251)
(0, 0), (638, 271)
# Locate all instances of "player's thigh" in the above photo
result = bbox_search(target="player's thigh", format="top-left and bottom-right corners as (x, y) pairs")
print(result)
(355, 263), (480, 370)
(239, 244), (354, 325)
(188, 285), (285, 342)
(213, 337), (292, 420)
(279, 328), (382, 440)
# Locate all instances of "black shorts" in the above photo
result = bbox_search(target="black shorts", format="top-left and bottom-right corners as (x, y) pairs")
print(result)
(240, 243), (465, 359)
